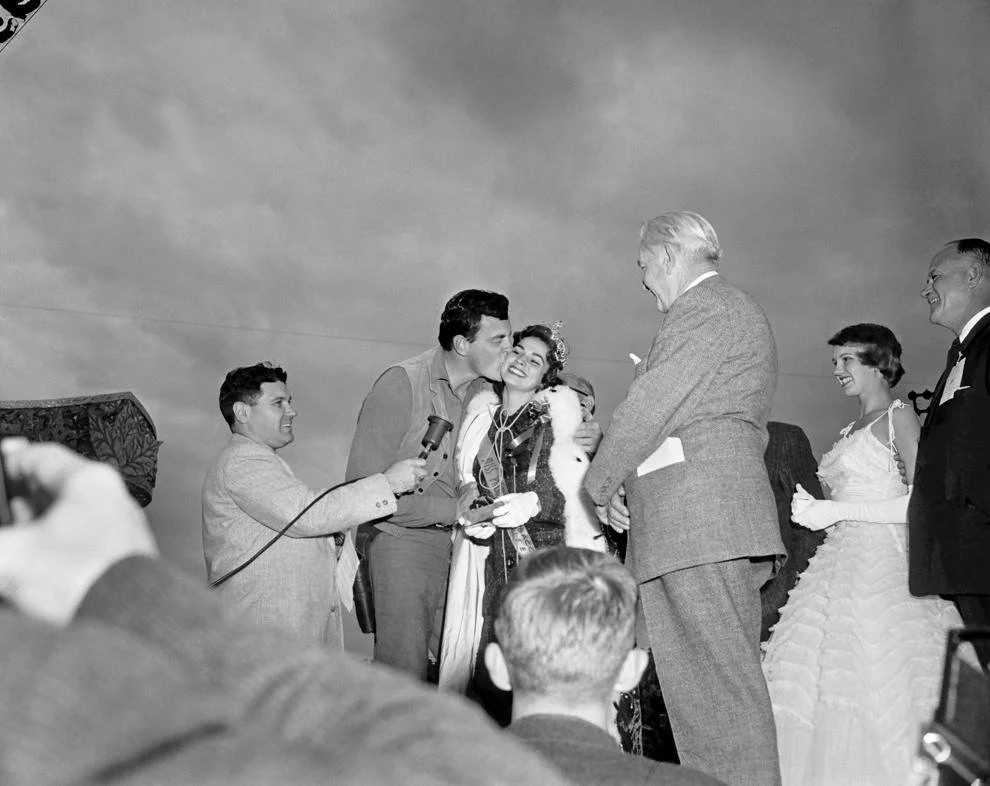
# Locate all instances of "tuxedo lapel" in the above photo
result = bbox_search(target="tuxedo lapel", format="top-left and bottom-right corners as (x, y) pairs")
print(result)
(927, 313), (990, 426)
(926, 346), (957, 426)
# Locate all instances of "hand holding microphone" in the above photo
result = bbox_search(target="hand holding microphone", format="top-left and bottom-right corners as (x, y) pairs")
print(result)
(383, 458), (428, 494)
(389, 416), (453, 496)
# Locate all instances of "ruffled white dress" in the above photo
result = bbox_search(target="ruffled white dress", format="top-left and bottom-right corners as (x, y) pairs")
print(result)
(762, 401), (965, 785)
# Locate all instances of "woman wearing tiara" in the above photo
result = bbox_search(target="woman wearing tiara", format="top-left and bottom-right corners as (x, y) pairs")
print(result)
(762, 323), (967, 785)
(439, 322), (605, 708)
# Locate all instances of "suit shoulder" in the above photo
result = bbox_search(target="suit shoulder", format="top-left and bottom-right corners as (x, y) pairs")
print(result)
(679, 278), (774, 344)
(213, 437), (278, 474)
(687, 276), (765, 313)
(714, 276), (770, 315)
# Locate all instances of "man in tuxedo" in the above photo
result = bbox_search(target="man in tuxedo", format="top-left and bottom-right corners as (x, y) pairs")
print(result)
(487, 545), (721, 786)
(584, 211), (784, 785)
(911, 237), (990, 668)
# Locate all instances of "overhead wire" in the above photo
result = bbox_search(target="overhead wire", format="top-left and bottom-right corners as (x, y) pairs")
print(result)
(0, 300), (831, 377)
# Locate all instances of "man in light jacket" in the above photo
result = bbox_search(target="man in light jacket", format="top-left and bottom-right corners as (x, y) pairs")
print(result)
(203, 361), (424, 648)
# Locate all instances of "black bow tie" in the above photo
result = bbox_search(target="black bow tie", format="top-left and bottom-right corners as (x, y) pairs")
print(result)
(947, 337), (963, 367)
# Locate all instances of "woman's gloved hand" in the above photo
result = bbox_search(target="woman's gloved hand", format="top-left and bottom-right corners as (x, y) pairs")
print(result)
(491, 491), (541, 529)
(791, 482), (909, 531)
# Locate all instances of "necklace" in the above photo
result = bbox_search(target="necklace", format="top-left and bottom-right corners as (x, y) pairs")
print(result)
(477, 402), (531, 499)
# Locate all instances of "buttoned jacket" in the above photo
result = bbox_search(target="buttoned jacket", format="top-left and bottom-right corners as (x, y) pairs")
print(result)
(202, 433), (395, 646)
(584, 275), (784, 581)
(910, 311), (990, 595)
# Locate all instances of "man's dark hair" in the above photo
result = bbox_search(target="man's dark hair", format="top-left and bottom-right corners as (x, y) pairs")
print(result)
(828, 323), (904, 387)
(438, 290), (509, 350)
(219, 362), (287, 428)
(947, 238), (990, 268)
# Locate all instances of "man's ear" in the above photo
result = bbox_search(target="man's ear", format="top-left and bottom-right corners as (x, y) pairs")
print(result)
(452, 334), (470, 358)
(484, 642), (513, 692)
(662, 246), (677, 274)
(614, 647), (649, 693)
(967, 260), (985, 288)
(232, 400), (251, 424)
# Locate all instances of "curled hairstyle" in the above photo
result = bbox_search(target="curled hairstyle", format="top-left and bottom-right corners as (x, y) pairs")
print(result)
(438, 289), (509, 351)
(512, 324), (565, 389)
(493, 546), (638, 699)
(640, 210), (722, 265)
(218, 362), (287, 428)
(947, 237), (990, 269)
(828, 324), (904, 387)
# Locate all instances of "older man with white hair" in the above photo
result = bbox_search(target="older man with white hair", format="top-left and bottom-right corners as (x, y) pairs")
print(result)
(585, 211), (785, 785)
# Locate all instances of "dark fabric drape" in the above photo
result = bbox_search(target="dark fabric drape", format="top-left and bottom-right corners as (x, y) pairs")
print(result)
(0, 391), (161, 507)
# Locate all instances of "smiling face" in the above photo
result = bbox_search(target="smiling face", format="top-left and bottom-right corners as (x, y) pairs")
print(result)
(234, 380), (297, 450)
(922, 247), (979, 335)
(500, 336), (551, 395)
(831, 344), (883, 398)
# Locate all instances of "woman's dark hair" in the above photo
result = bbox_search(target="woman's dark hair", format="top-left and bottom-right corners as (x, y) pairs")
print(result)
(828, 323), (905, 387)
(219, 362), (287, 427)
(513, 324), (565, 389)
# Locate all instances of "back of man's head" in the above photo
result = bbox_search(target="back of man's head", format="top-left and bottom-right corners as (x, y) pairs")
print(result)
(493, 546), (638, 701)
(437, 289), (509, 350)
(218, 362), (287, 428)
(640, 210), (722, 266)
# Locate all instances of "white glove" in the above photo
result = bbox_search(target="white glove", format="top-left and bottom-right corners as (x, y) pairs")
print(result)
(791, 483), (910, 532)
(492, 491), (541, 529)
(462, 521), (496, 540)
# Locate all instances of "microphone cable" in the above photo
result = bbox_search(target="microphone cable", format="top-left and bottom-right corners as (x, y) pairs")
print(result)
(209, 479), (351, 588)
(209, 417), (450, 588)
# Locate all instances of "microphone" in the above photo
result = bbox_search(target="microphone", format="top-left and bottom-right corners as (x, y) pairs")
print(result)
(418, 415), (453, 458)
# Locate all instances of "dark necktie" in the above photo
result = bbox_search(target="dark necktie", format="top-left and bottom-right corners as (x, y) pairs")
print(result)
(927, 338), (963, 422)
(947, 337), (962, 369)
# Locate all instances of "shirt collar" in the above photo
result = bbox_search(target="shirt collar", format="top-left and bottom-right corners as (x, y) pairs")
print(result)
(430, 346), (451, 383)
(959, 306), (990, 343)
(682, 270), (718, 294)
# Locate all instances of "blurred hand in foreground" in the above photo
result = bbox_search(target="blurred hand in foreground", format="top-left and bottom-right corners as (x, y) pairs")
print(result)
(0, 439), (157, 625)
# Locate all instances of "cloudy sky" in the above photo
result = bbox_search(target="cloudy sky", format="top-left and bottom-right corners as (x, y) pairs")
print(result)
(2, 0), (988, 650)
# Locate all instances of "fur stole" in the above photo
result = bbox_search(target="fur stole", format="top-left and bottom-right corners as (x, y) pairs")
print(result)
(457, 385), (604, 552)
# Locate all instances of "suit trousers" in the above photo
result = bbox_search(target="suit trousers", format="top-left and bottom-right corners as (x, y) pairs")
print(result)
(368, 526), (452, 680)
(640, 557), (781, 786)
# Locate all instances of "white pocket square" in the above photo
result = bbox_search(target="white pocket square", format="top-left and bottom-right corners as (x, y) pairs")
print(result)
(637, 437), (685, 477)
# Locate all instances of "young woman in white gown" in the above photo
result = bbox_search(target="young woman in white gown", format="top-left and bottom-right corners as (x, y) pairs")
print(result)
(762, 323), (966, 786)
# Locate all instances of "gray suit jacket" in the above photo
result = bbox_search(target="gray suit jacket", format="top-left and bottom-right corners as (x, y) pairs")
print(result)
(585, 275), (784, 581)
(202, 433), (395, 646)
(0, 556), (571, 784)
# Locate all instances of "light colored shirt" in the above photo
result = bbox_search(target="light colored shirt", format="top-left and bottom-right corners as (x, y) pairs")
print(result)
(682, 270), (719, 294)
(941, 306), (990, 404)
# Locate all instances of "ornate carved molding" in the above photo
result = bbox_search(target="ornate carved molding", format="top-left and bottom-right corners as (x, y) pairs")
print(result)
(0, 391), (161, 507)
